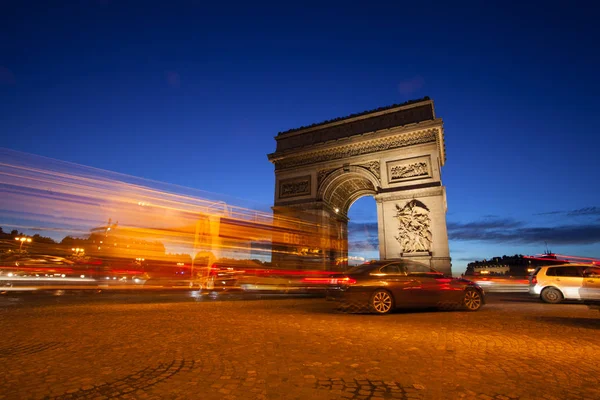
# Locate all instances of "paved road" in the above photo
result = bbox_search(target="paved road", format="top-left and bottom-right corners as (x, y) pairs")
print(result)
(1, 291), (599, 400)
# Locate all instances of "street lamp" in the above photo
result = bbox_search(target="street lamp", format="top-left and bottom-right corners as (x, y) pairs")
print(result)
(15, 236), (32, 251)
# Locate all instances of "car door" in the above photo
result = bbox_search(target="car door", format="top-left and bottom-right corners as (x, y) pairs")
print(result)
(581, 267), (600, 300)
(552, 266), (584, 299)
(401, 261), (443, 306)
(370, 263), (419, 306)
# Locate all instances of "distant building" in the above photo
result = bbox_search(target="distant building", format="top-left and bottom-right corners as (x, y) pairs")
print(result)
(465, 253), (567, 277)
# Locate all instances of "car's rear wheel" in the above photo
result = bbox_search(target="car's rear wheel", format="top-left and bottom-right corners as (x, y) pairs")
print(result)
(541, 287), (563, 304)
(370, 289), (394, 314)
(463, 288), (482, 311)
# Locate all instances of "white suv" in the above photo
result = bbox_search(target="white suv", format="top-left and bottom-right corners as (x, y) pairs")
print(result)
(529, 264), (600, 303)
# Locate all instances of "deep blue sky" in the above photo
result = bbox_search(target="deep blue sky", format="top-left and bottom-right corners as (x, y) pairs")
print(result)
(2, 1), (599, 272)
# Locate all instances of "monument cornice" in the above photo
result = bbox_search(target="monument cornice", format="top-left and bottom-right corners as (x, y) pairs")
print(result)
(374, 186), (445, 202)
(276, 98), (435, 139)
(269, 127), (439, 171)
(269, 118), (441, 160)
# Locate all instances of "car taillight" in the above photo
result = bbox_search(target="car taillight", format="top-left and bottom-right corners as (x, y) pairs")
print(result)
(331, 276), (357, 285)
(531, 276), (537, 285)
(301, 277), (330, 284)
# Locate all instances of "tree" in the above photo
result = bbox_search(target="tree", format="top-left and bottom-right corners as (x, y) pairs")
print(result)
(32, 234), (56, 244)
(60, 236), (90, 246)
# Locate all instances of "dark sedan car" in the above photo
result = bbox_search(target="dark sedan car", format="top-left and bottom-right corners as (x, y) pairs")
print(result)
(326, 259), (485, 314)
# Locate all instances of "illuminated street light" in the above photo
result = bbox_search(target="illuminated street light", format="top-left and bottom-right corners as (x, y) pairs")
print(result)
(15, 236), (32, 251)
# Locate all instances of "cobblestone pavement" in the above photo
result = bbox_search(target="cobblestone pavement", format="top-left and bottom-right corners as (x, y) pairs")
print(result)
(1, 292), (599, 400)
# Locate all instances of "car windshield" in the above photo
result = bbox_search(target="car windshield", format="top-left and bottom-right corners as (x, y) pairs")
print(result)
(346, 264), (379, 274)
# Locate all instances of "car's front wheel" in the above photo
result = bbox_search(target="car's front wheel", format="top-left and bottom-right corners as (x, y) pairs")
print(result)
(541, 287), (563, 304)
(463, 288), (483, 311)
(370, 289), (394, 314)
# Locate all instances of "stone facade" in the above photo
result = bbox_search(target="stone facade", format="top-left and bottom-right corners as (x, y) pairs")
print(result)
(268, 97), (451, 274)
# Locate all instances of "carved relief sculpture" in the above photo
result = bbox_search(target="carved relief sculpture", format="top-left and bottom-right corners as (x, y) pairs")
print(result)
(394, 200), (432, 253)
(279, 176), (311, 198)
(386, 156), (432, 184)
(361, 161), (381, 180)
(317, 168), (336, 188)
(390, 161), (428, 180)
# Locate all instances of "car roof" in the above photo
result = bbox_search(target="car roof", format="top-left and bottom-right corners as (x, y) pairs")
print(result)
(362, 258), (429, 266)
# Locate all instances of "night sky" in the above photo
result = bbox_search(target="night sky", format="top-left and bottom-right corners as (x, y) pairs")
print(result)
(2, 1), (599, 273)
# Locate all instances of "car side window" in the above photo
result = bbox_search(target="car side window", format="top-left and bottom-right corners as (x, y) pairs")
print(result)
(545, 268), (556, 276)
(379, 264), (406, 275)
(583, 267), (600, 278)
(404, 262), (432, 274)
(554, 267), (582, 277)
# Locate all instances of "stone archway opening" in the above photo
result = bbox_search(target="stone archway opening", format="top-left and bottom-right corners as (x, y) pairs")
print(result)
(317, 168), (379, 268)
(347, 195), (379, 266)
(319, 167), (378, 217)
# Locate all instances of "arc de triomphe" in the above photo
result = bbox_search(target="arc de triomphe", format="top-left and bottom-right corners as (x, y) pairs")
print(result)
(267, 97), (451, 275)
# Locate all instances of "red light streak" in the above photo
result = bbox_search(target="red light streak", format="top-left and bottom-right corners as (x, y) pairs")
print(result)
(552, 254), (600, 263)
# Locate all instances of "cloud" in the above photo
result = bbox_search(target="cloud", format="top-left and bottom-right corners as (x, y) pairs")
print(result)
(454, 256), (483, 262)
(349, 214), (600, 248)
(448, 217), (600, 245)
(165, 71), (181, 88)
(0, 66), (16, 85)
(398, 76), (424, 95)
(447, 218), (523, 231)
(568, 207), (600, 216)
(348, 222), (378, 251)
(535, 206), (600, 216)
(348, 240), (378, 251)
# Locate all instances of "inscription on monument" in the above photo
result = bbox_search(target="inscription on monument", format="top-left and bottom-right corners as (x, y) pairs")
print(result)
(387, 156), (431, 183)
(279, 176), (311, 198)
